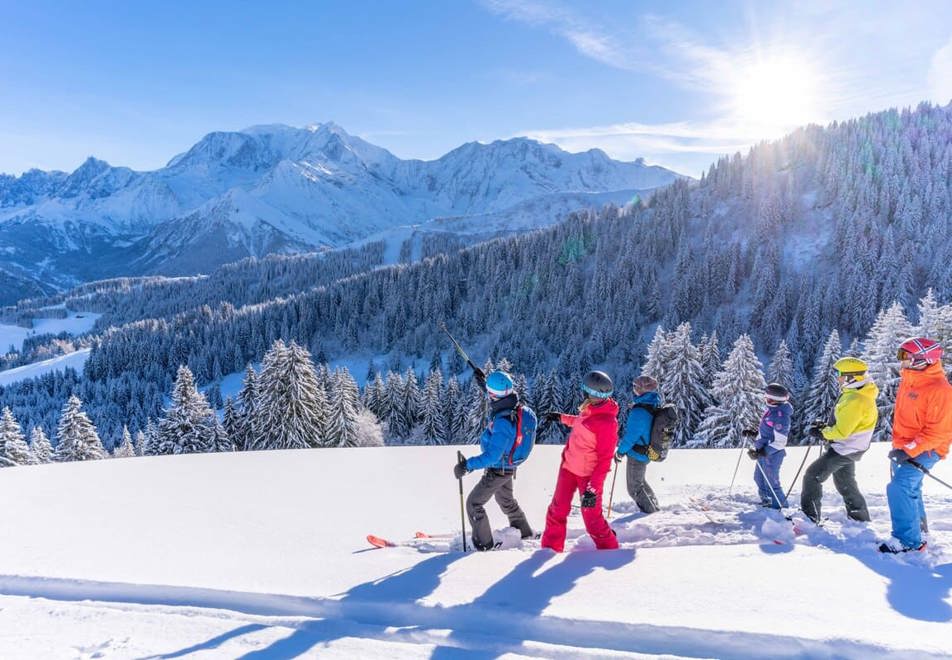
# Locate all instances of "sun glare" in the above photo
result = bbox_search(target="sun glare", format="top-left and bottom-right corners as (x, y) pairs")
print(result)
(731, 54), (819, 132)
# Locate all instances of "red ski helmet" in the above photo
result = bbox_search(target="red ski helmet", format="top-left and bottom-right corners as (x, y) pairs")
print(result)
(897, 337), (943, 368)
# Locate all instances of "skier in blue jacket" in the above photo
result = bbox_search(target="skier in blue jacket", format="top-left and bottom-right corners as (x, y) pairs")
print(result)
(615, 375), (662, 513)
(745, 383), (792, 509)
(454, 370), (535, 550)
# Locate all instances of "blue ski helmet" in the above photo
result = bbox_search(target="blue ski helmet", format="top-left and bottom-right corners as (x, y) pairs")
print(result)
(485, 370), (514, 398)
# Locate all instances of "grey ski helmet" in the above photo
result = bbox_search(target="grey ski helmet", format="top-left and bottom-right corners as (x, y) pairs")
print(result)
(582, 371), (614, 399)
(764, 382), (790, 404)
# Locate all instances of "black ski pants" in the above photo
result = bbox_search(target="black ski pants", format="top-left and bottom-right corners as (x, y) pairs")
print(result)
(800, 448), (870, 522)
(626, 458), (660, 513)
(466, 468), (533, 551)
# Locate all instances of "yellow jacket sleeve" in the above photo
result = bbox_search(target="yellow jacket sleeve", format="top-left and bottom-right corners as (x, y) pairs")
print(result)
(821, 393), (863, 442)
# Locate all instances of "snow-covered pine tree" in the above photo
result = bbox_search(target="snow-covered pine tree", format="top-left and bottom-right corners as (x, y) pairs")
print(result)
(766, 340), (795, 391)
(641, 326), (669, 382)
(419, 369), (446, 444)
(383, 371), (408, 439)
(660, 323), (712, 446)
(211, 417), (234, 452)
(800, 329), (843, 433)
(403, 368), (421, 434)
(698, 332), (721, 389)
(862, 302), (913, 441)
(235, 364), (259, 451)
(0, 407), (32, 466)
(55, 395), (106, 462)
(133, 430), (147, 456)
(692, 334), (766, 448)
(222, 398), (240, 449)
(444, 376), (464, 444)
(254, 340), (326, 450)
(325, 369), (360, 448)
(30, 426), (53, 464)
(113, 426), (136, 458)
(461, 379), (487, 444)
(153, 366), (217, 455)
(142, 419), (159, 456)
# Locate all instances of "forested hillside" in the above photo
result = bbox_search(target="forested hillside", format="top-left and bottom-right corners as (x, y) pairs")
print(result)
(1, 102), (950, 451)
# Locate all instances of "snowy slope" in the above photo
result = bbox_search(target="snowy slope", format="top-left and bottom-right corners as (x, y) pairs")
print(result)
(0, 311), (100, 352)
(0, 348), (90, 386)
(0, 124), (681, 300)
(1, 443), (949, 658)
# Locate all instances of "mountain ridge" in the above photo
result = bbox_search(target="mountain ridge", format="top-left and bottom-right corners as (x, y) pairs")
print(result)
(0, 123), (681, 302)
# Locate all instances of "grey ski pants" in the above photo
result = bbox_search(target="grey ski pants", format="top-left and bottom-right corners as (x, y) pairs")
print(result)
(466, 468), (533, 550)
(626, 458), (660, 514)
(800, 448), (870, 522)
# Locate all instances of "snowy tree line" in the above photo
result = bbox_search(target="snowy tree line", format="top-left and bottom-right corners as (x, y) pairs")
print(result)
(2, 289), (949, 464)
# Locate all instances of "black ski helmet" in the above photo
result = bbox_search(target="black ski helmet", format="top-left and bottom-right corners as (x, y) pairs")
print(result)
(764, 382), (790, 403)
(582, 370), (614, 399)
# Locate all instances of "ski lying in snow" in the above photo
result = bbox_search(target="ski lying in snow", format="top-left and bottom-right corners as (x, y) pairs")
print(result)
(367, 534), (398, 549)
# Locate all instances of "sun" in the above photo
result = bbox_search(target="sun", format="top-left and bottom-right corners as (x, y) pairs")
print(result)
(730, 54), (819, 131)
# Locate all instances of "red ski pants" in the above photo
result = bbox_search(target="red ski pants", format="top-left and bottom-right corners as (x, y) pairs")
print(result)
(541, 467), (619, 552)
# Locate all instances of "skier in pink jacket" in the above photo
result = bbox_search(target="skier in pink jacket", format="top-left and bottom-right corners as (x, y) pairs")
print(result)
(541, 371), (620, 552)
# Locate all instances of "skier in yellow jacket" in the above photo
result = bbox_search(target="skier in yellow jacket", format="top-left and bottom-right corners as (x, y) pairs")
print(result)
(800, 357), (878, 523)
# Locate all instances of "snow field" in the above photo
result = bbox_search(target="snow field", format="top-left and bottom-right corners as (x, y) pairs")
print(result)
(0, 443), (949, 658)
(0, 348), (90, 387)
(0, 312), (100, 353)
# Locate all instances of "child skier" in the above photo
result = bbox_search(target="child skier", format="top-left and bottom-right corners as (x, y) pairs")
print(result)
(453, 370), (536, 551)
(801, 357), (877, 523)
(881, 338), (952, 553)
(614, 375), (661, 513)
(746, 383), (792, 509)
(540, 371), (620, 552)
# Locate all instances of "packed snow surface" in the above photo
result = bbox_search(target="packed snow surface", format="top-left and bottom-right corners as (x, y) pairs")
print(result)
(1, 443), (950, 658)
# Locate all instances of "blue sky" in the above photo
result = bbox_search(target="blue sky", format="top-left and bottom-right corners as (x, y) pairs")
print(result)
(1, 0), (950, 176)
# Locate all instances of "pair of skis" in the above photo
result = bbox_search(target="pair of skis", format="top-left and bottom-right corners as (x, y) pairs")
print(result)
(366, 531), (451, 550)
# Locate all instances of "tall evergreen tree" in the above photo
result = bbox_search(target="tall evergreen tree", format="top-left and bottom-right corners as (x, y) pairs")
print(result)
(660, 323), (712, 446)
(862, 303), (914, 441)
(693, 335), (766, 448)
(30, 426), (53, 464)
(133, 429), (147, 457)
(801, 330), (843, 433)
(325, 368), (360, 448)
(419, 369), (446, 444)
(235, 364), (259, 451)
(254, 340), (326, 450)
(154, 366), (217, 455)
(0, 407), (32, 466)
(113, 426), (136, 458)
(55, 395), (106, 462)
(766, 340), (795, 391)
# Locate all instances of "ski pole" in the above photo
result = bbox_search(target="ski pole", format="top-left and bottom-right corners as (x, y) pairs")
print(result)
(728, 433), (746, 498)
(606, 460), (620, 519)
(439, 322), (480, 373)
(752, 449), (786, 509)
(457, 450), (468, 552)
(783, 433), (818, 502)
(898, 456), (952, 491)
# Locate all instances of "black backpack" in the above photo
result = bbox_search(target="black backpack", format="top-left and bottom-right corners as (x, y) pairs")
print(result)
(633, 402), (678, 462)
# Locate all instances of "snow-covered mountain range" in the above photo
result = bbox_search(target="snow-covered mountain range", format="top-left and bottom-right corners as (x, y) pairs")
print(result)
(0, 123), (680, 302)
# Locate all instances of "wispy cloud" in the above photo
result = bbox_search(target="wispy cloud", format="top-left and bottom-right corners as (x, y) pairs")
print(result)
(480, 0), (632, 69)
(929, 36), (952, 104)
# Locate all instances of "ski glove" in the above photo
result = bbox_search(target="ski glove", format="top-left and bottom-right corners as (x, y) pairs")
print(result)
(473, 368), (487, 390)
(888, 448), (911, 464)
(613, 452), (625, 464)
(543, 411), (563, 424)
(747, 447), (765, 460)
(741, 428), (758, 438)
(580, 488), (597, 508)
(454, 458), (469, 479)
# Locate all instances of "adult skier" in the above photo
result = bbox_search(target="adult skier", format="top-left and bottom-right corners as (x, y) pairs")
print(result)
(614, 375), (661, 513)
(540, 371), (620, 552)
(745, 383), (792, 509)
(453, 370), (535, 551)
(801, 357), (877, 523)
(881, 338), (952, 553)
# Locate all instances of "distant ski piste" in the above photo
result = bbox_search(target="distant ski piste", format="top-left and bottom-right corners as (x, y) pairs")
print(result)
(0, 311), (100, 352)
(0, 348), (90, 386)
